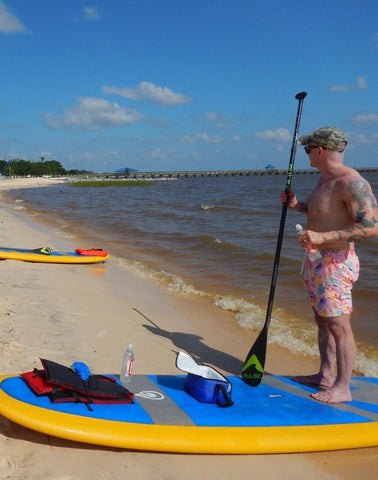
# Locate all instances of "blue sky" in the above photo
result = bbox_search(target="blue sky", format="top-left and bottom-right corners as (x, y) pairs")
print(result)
(0, 1), (377, 172)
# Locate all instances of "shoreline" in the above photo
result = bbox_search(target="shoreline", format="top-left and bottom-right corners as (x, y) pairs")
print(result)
(0, 178), (376, 479)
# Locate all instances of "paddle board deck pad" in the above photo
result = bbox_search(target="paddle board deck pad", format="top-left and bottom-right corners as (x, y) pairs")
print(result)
(0, 247), (109, 264)
(0, 374), (377, 453)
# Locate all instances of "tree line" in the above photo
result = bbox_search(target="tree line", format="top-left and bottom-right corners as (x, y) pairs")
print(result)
(0, 159), (91, 177)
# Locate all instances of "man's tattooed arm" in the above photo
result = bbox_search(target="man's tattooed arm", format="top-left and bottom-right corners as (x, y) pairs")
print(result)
(346, 179), (377, 241)
(330, 178), (378, 242)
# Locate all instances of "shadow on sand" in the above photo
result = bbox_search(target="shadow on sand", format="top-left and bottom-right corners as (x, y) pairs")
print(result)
(133, 308), (243, 375)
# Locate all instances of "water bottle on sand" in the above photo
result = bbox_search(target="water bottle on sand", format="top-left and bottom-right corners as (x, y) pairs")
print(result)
(120, 343), (134, 385)
(295, 224), (322, 262)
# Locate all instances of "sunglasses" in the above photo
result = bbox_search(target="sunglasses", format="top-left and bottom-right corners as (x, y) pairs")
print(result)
(304, 145), (319, 154)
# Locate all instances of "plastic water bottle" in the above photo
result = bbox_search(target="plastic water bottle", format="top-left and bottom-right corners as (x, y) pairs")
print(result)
(295, 224), (322, 262)
(120, 343), (134, 385)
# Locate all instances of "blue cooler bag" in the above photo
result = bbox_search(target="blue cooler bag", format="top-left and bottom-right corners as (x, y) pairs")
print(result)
(176, 352), (233, 407)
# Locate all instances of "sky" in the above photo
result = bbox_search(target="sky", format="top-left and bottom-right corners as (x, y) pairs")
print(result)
(0, 0), (377, 173)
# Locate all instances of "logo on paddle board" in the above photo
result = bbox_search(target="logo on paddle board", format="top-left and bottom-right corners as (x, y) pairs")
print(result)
(135, 391), (165, 400)
(241, 354), (264, 380)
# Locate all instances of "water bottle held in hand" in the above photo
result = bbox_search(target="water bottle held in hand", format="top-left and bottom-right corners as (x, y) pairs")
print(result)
(295, 224), (322, 262)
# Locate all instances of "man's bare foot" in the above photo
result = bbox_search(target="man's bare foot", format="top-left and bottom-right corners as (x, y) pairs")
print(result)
(310, 387), (352, 404)
(291, 374), (334, 389)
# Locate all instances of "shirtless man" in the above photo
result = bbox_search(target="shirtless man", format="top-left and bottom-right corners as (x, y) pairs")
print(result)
(281, 127), (378, 403)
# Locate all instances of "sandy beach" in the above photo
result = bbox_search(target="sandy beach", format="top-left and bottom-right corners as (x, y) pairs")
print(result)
(0, 177), (376, 479)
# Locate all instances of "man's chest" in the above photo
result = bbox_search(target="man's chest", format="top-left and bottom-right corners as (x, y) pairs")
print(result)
(308, 182), (342, 216)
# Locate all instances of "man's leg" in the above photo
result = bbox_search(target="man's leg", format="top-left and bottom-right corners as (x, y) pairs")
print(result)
(292, 310), (336, 388)
(311, 313), (356, 403)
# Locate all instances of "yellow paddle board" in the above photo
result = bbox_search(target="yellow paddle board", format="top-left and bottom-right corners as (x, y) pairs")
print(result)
(0, 247), (109, 264)
(0, 374), (376, 454)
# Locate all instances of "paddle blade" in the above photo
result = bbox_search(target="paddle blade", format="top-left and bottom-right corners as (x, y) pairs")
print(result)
(241, 328), (268, 386)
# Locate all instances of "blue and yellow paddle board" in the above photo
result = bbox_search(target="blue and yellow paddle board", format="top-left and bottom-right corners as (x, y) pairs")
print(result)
(0, 374), (377, 454)
(0, 247), (109, 264)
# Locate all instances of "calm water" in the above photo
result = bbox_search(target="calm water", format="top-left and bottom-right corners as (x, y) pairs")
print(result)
(5, 172), (378, 376)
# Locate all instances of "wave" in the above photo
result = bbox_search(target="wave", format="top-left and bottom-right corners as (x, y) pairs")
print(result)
(200, 204), (218, 211)
(198, 234), (244, 251)
(199, 204), (234, 212)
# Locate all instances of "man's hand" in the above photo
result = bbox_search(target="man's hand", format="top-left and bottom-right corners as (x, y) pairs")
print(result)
(280, 188), (297, 208)
(280, 189), (308, 213)
(297, 229), (326, 247)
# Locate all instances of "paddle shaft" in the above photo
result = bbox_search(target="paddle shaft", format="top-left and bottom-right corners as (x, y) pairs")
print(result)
(242, 91), (307, 386)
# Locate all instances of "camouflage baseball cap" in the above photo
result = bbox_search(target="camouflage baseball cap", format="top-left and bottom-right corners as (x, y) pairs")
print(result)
(298, 127), (347, 152)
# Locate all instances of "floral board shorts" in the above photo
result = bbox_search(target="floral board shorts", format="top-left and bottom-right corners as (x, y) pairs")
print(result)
(303, 250), (360, 318)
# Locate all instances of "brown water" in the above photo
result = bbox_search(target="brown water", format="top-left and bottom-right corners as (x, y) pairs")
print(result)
(6, 171), (378, 375)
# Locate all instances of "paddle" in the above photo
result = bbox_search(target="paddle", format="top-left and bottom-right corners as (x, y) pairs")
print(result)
(242, 91), (307, 386)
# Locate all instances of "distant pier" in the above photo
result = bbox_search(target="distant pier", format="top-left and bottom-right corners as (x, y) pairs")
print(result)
(99, 167), (377, 180)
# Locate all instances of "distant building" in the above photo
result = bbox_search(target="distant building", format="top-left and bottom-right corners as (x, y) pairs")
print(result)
(115, 167), (138, 177)
(265, 164), (276, 170)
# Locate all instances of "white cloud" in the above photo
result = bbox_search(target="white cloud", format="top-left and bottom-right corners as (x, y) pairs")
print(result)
(0, 1), (28, 33)
(103, 81), (192, 106)
(353, 113), (378, 122)
(181, 133), (240, 143)
(254, 128), (291, 142)
(198, 112), (221, 121)
(181, 135), (196, 144)
(83, 7), (100, 21)
(197, 111), (234, 129)
(44, 97), (144, 130)
(197, 133), (223, 143)
(149, 148), (177, 160)
(39, 151), (54, 159)
(354, 133), (378, 144)
(5, 150), (28, 160)
(329, 77), (367, 92)
(150, 149), (167, 159)
(354, 134), (371, 144)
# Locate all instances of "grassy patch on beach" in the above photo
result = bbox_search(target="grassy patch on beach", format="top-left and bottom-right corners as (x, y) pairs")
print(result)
(69, 180), (154, 187)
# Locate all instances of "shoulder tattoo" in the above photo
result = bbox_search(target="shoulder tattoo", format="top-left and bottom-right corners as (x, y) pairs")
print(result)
(348, 179), (377, 211)
(346, 179), (378, 240)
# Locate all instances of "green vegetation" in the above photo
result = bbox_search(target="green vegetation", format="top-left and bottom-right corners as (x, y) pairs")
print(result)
(0, 158), (91, 177)
(69, 180), (153, 187)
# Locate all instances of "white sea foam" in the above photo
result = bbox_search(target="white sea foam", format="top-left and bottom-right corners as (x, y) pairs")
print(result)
(112, 256), (207, 297)
(213, 293), (378, 376)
